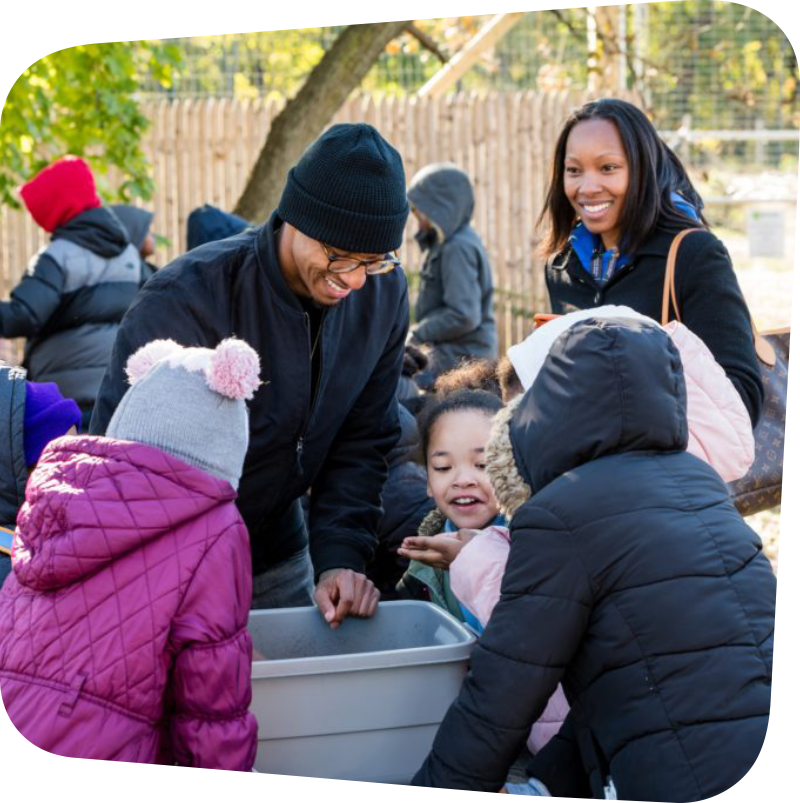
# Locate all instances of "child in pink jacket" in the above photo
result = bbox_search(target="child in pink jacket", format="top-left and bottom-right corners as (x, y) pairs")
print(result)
(398, 390), (569, 754)
(0, 338), (261, 770)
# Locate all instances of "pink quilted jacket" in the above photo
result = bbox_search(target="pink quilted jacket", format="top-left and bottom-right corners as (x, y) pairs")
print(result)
(450, 526), (571, 754)
(663, 321), (754, 482)
(0, 436), (257, 770)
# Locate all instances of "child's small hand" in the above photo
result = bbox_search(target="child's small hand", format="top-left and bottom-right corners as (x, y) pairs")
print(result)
(398, 533), (466, 569)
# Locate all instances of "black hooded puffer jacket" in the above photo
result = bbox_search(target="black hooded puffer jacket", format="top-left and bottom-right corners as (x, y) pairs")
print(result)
(413, 319), (774, 801)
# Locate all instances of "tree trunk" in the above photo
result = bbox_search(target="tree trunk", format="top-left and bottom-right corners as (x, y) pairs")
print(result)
(234, 20), (409, 222)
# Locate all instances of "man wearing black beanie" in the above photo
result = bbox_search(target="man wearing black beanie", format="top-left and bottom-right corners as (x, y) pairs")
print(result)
(91, 124), (411, 627)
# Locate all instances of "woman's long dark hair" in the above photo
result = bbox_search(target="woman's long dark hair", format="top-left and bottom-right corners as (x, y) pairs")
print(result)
(538, 98), (708, 259)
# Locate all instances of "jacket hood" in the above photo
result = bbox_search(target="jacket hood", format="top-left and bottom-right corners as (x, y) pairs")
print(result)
(109, 204), (154, 251)
(12, 436), (238, 592)
(508, 305), (655, 392)
(407, 163), (474, 242)
(51, 206), (130, 257)
(487, 319), (688, 517)
(0, 365), (28, 526)
(19, 156), (101, 232)
(187, 204), (251, 251)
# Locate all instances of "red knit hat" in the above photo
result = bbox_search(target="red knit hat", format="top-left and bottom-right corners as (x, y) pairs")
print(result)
(19, 156), (101, 232)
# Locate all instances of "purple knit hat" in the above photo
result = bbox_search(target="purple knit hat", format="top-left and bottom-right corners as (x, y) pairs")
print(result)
(23, 381), (82, 466)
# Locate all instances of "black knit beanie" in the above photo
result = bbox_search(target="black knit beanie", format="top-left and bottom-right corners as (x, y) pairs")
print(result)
(278, 123), (410, 254)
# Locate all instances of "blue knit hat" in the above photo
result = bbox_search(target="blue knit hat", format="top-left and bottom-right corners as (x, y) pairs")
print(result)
(278, 123), (410, 254)
(23, 381), (82, 466)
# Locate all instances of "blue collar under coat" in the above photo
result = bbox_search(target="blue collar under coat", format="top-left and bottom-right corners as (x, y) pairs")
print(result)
(572, 193), (700, 283)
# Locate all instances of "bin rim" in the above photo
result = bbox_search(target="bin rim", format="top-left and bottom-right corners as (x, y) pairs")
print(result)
(249, 600), (476, 678)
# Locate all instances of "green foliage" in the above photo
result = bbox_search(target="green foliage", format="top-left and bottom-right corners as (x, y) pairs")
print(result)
(644, 1), (798, 130)
(143, 30), (332, 100)
(0, 40), (181, 208)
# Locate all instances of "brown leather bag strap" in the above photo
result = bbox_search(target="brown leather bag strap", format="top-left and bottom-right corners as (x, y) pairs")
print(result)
(661, 228), (705, 324)
(753, 325), (777, 366)
(661, 227), (779, 366)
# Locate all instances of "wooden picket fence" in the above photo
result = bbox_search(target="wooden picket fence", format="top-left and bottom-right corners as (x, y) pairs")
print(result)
(0, 89), (634, 361)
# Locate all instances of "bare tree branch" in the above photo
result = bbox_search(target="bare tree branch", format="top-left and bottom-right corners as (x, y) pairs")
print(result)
(403, 23), (450, 63)
(234, 21), (410, 221)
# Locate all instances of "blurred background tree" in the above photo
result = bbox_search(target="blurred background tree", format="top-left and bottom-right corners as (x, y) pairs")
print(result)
(0, 40), (181, 207)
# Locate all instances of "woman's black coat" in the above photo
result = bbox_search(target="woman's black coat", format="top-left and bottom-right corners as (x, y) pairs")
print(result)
(546, 226), (764, 426)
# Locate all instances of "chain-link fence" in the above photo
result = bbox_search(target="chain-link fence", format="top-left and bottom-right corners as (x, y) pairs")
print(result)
(141, 3), (798, 159)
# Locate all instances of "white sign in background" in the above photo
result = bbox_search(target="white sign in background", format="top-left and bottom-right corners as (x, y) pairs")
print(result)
(748, 207), (786, 258)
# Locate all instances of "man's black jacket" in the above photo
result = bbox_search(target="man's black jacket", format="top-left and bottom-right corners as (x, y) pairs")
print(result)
(91, 213), (409, 578)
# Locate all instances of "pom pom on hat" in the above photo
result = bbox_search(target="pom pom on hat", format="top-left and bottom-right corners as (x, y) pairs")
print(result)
(108, 337), (261, 489)
(206, 338), (261, 401)
(125, 339), (183, 384)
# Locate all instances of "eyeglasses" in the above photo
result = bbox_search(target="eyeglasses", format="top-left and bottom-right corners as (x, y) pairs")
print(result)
(320, 242), (401, 275)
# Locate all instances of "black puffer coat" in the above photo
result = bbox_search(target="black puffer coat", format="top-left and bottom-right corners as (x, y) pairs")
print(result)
(0, 363), (28, 587)
(0, 207), (145, 413)
(412, 319), (774, 801)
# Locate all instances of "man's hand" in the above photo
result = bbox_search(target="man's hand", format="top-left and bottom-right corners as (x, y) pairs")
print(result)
(314, 568), (380, 630)
(397, 529), (480, 569)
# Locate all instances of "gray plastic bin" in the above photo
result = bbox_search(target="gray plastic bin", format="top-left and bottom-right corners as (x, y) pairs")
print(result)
(248, 600), (475, 783)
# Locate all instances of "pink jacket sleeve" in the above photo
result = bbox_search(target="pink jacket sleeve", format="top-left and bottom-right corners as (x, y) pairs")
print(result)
(664, 321), (755, 482)
(450, 526), (570, 755)
(450, 526), (511, 626)
(169, 518), (258, 771)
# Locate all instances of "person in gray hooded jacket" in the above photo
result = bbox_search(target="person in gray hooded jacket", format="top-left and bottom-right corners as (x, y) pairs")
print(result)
(407, 164), (497, 378)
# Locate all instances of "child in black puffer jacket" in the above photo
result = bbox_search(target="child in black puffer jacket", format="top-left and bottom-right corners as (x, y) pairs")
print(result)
(412, 315), (774, 802)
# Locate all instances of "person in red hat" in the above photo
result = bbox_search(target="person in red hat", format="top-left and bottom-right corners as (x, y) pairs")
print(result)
(0, 156), (151, 428)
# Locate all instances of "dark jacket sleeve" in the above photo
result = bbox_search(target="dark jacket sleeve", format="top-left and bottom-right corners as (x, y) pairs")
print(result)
(0, 252), (65, 338)
(678, 233), (764, 426)
(89, 276), (216, 434)
(412, 506), (593, 791)
(526, 711), (593, 798)
(411, 239), (482, 343)
(308, 286), (409, 579)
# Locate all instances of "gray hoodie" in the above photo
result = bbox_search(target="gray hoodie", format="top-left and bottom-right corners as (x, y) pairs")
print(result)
(408, 163), (497, 375)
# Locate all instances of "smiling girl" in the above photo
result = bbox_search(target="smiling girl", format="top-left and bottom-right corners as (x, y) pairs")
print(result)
(540, 98), (763, 429)
(397, 388), (569, 756)
(396, 390), (504, 615)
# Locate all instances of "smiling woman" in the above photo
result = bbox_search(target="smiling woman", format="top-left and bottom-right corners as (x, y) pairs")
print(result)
(563, 118), (630, 251)
(539, 97), (764, 429)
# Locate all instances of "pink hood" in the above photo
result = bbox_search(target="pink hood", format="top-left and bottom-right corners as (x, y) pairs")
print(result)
(0, 436), (257, 770)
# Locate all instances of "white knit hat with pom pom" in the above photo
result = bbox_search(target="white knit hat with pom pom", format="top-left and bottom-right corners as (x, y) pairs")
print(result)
(106, 338), (261, 489)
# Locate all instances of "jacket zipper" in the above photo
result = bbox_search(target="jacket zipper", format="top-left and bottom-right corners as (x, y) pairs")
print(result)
(296, 310), (326, 463)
